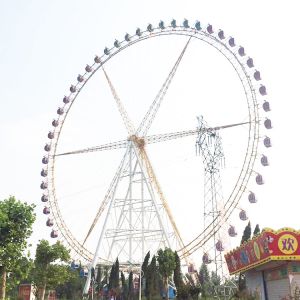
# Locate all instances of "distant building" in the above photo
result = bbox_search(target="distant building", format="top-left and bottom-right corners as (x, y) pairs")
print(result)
(18, 284), (35, 300)
(18, 284), (56, 300)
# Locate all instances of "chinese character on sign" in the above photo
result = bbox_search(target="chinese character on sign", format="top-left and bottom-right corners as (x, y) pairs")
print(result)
(278, 234), (298, 255)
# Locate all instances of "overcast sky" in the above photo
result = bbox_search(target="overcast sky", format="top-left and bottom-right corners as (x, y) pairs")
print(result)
(1, 0), (300, 263)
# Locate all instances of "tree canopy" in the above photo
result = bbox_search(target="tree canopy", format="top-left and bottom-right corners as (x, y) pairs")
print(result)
(145, 255), (160, 300)
(32, 239), (70, 300)
(173, 251), (184, 290)
(0, 196), (36, 300)
(157, 248), (176, 280)
(240, 221), (252, 245)
(157, 248), (176, 300)
(253, 224), (261, 236)
(199, 262), (211, 296)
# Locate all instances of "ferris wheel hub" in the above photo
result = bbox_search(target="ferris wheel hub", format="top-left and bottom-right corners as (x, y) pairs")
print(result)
(128, 135), (146, 149)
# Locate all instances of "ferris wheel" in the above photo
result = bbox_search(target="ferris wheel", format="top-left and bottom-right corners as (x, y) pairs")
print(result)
(40, 18), (271, 284)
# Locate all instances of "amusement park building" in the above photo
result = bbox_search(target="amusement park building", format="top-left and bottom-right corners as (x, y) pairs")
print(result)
(225, 228), (300, 299)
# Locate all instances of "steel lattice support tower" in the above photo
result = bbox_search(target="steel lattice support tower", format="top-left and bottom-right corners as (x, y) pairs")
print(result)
(196, 116), (225, 278)
(103, 143), (172, 264)
(83, 141), (178, 293)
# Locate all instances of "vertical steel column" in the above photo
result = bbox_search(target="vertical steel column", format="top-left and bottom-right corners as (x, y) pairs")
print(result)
(141, 161), (145, 260)
(129, 143), (133, 263)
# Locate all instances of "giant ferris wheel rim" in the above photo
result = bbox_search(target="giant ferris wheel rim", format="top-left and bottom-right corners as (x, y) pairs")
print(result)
(42, 19), (261, 263)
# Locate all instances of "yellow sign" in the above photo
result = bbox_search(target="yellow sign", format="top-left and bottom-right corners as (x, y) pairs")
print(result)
(278, 234), (298, 255)
(253, 241), (261, 260)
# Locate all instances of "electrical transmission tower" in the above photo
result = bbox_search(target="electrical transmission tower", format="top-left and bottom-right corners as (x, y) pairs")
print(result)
(196, 115), (226, 279)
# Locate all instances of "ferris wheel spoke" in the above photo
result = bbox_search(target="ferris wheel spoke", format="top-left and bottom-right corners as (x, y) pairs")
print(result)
(102, 66), (136, 135)
(145, 121), (249, 145)
(136, 37), (191, 137)
(55, 140), (128, 157)
(55, 121), (248, 157)
(82, 147), (130, 245)
(135, 145), (187, 256)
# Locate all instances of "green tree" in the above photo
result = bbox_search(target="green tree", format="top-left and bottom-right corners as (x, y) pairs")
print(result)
(112, 258), (120, 297)
(94, 264), (103, 296)
(157, 248), (176, 300)
(176, 283), (190, 300)
(140, 251), (151, 298)
(210, 271), (221, 286)
(239, 221), (252, 292)
(6, 255), (34, 299)
(32, 239), (70, 300)
(173, 251), (183, 291)
(128, 271), (134, 300)
(142, 251), (150, 275)
(180, 272), (201, 300)
(189, 285), (201, 300)
(241, 221), (251, 245)
(210, 271), (221, 296)
(120, 271), (128, 300)
(198, 263), (211, 297)
(0, 196), (36, 300)
(145, 255), (160, 300)
(108, 264), (115, 290)
(108, 258), (120, 297)
(114, 258), (120, 289)
(56, 267), (85, 300)
(253, 224), (261, 236)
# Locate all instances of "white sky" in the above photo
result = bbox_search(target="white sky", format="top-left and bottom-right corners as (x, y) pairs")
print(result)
(1, 0), (300, 264)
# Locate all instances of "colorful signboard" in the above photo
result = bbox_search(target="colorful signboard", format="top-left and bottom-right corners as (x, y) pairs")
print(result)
(225, 228), (300, 274)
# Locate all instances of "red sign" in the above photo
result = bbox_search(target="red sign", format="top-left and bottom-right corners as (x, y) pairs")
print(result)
(225, 228), (300, 274)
